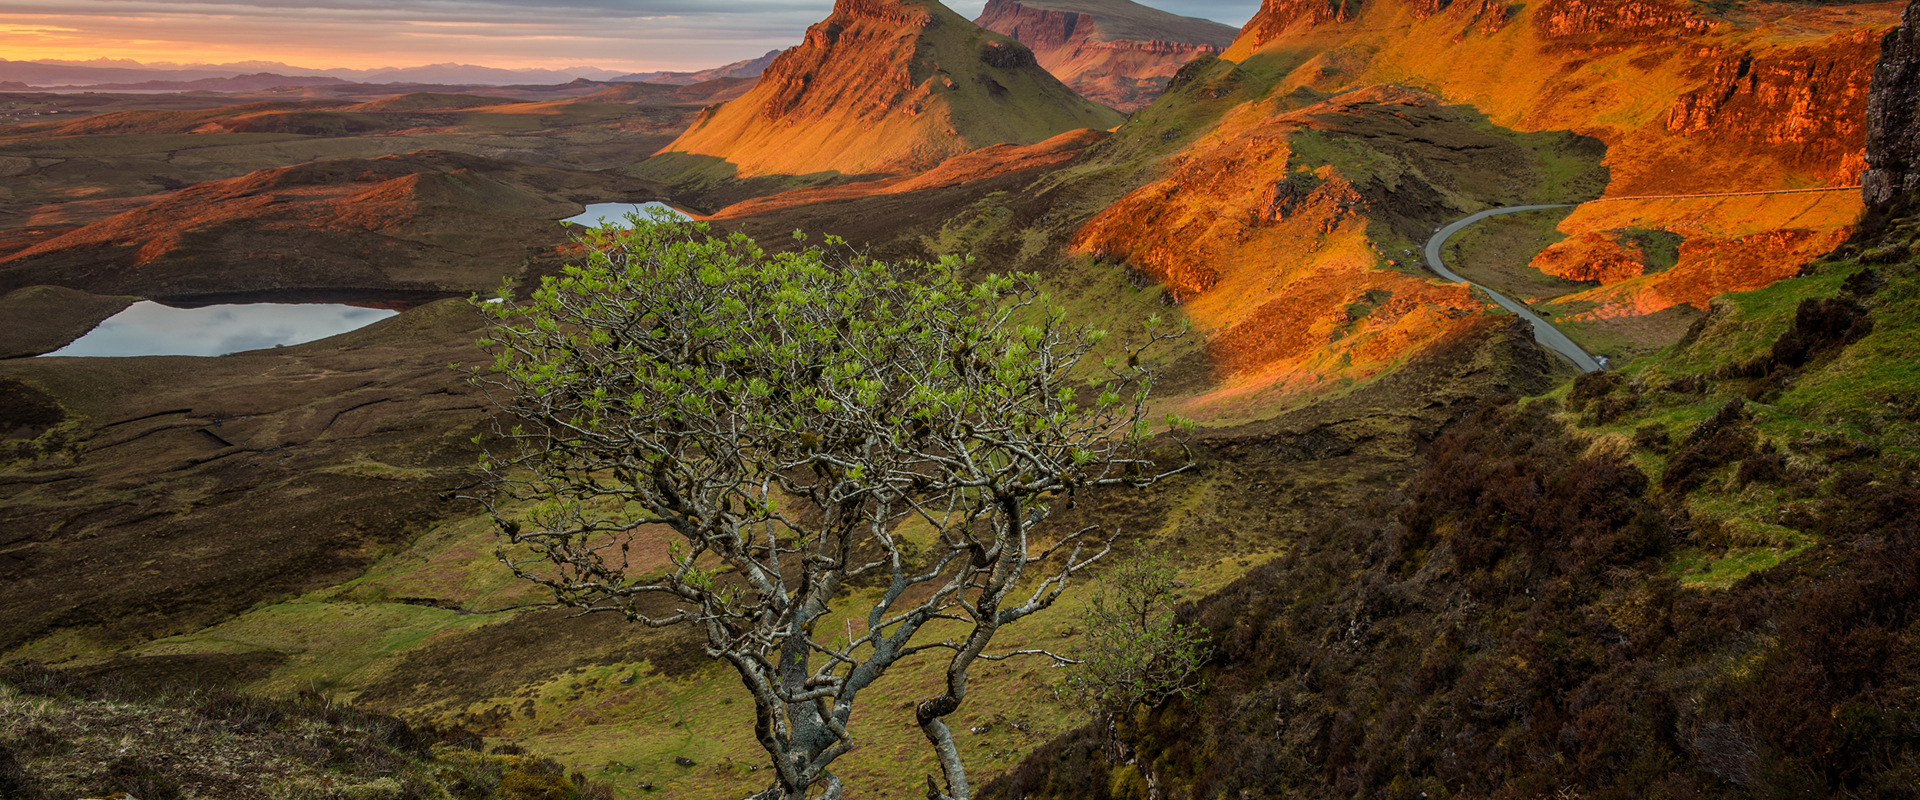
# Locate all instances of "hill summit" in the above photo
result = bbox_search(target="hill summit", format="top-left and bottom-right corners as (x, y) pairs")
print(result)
(654, 0), (1124, 179)
(975, 0), (1237, 110)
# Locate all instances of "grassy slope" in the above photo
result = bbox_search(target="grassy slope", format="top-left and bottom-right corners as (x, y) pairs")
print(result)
(984, 222), (1920, 800)
(65, 477), (1268, 798)
(1214, 0), (1891, 364)
(1058, 59), (1602, 420)
(0, 668), (614, 800)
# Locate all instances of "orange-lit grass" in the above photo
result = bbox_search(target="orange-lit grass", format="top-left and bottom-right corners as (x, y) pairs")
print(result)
(707, 129), (1107, 219)
(1230, 0), (1895, 196)
(1536, 191), (1861, 319)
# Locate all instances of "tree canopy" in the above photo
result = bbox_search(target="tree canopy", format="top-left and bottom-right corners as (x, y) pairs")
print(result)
(471, 213), (1190, 799)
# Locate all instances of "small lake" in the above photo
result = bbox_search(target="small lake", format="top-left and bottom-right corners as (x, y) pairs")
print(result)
(42, 301), (399, 358)
(37, 203), (689, 358)
(564, 201), (691, 228)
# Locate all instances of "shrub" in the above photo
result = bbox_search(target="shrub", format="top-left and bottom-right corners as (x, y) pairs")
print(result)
(1662, 397), (1756, 493)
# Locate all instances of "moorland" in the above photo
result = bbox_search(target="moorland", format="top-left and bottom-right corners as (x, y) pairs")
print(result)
(3, 0), (1919, 797)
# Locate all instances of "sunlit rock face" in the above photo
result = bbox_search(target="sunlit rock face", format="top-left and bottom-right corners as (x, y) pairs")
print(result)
(973, 0), (1236, 111)
(657, 0), (1122, 178)
(1532, 0), (1715, 39)
(1239, 0), (1364, 46)
(1664, 31), (1881, 188)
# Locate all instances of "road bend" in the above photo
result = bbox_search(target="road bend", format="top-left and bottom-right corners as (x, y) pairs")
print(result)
(1422, 205), (1603, 373)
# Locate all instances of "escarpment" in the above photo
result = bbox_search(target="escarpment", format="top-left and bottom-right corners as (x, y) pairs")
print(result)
(1534, 0), (1715, 39)
(1666, 29), (1882, 183)
(974, 0), (1236, 110)
(1240, 0), (1364, 47)
(656, 0), (1121, 179)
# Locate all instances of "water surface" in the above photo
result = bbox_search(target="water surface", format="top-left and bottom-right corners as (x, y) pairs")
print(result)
(42, 301), (399, 357)
(564, 201), (690, 228)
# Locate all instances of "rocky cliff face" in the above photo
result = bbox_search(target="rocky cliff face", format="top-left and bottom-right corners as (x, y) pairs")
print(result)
(976, 0), (1095, 52)
(1240, 0), (1363, 48)
(656, 0), (1121, 179)
(1862, 0), (1920, 236)
(1666, 29), (1882, 184)
(974, 0), (1235, 111)
(1533, 0), (1714, 40)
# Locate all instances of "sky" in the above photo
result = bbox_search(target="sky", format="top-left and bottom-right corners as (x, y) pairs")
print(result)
(0, 0), (1265, 74)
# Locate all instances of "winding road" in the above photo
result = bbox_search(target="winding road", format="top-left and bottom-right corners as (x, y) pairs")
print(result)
(1422, 205), (1603, 373)
(1419, 186), (1862, 373)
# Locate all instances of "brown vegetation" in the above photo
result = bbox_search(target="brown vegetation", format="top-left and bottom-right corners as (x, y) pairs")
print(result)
(987, 394), (1920, 799)
(0, 299), (491, 658)
(0, 150), (663, 301)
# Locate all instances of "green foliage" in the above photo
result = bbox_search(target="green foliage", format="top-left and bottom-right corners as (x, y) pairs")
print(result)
(1063, 554), (1211, 718)
(1614, 227), (1684, 274)
(471, 212), (1191, 799)
(473, 211), (1184, 608)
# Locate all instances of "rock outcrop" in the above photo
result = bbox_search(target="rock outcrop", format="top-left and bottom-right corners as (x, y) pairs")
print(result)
(1665, 29), (1882, 185)
(973, 0), (1236, 110)
(1533, 0), (1714, 40)
(654, 0), (1122, 178)
(1240, 0), (1364, 48)
(1862, 0), (1920, 236)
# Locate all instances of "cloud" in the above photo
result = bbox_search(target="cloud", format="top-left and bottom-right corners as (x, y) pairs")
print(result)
(1, 0), (1263, 72)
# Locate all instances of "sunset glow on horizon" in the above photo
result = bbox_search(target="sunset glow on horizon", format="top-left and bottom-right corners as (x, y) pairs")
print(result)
(0, 0), (1258, 75)
(0, 1), (848, 74)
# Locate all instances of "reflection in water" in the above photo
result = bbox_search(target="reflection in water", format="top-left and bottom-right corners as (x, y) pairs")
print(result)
(42, 301), (399, 358)
(564, 201), (691, 228)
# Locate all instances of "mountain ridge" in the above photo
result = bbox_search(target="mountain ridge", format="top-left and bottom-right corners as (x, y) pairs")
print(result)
(0, 58), (633, 89)
(612, 50), (783, 85)
(651, 0), (1123, 181)
(975, 0), (1238, 109)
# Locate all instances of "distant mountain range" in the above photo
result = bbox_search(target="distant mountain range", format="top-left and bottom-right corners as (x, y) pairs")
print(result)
(0, 58), (656, 89)
(611, 51), (784, 85)
(10, 73), (350, 93)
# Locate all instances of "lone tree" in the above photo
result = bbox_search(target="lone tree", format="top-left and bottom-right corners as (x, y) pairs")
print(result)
(1063, 552), (1211, 721)
(471, 214), (1190, 800)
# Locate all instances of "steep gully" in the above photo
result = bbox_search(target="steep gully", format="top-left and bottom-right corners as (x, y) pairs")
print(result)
(1422, 185), (1866, 373)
